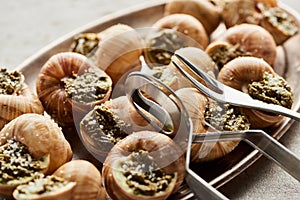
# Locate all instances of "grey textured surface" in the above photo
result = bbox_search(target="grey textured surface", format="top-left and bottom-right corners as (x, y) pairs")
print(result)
(0, 0), (300, 199)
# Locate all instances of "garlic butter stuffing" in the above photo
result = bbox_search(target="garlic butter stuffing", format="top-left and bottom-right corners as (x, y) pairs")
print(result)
(13, 174), (76, 200)
(0, 68), (44, 130)
(36, 52), (112, 126)
(0, 139), (49, 185)
(0, 68), (23, 95)
(103, 131), (185, 200)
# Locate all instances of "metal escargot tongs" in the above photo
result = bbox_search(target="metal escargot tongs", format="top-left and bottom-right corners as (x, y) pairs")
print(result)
(125, 54), (300, 199)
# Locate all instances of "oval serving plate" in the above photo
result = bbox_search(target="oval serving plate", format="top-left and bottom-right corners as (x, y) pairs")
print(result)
(14, 1), (300, 199)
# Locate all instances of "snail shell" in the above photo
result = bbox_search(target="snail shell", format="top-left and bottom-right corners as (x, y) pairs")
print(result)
(218, 57), (285, 128)
(80, 96), (157, 162)
(0, 114), (72, 174)
(257, 3), (299, 45)
(174, 88), (242, 162)
(152, 14), (209, 49)
(214, 23), (277, 66)
(222, 0), (262, 28)
(164, 0), (221, 35)
(102, 131), (185, 200)
(0, 82), (44, 130)
(53, 160), (105, 200)
(36, 52), (112, 126)
(144, 14), (208, 66)
(92, 24), (143, 85)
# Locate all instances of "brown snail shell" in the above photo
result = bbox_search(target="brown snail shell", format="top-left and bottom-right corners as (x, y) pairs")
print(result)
(164, 0), (221, 35)
(152, 14), (209, 49)
(144, 14), (208, 66)
(80, 96), (157, 162)
(0, 113), (72, 174)
(216, 23), (277, 66)
(218, 56), (285, 128)
(102, 131), (185, 200)
(0, 81), (44, 130)
(13, 175), (76, 200)
(257, 3), (299, 45)
(36, 52), (112, 126)
(222, 0), (262, 28)
(53, 160), (105, 200)
(92, 24), (143, 85)
(174, 88), (242, 162)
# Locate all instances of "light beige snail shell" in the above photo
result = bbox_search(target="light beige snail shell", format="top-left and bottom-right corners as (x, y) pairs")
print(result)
(102, 131), (185, 200)
(0, 82), (44, 130)
(53, 160), (105, 200)
(0, 113), (72, 174)
(164, 0), (221, 35)
(92, 24), (144, 85)
(215, 23), (277, 66)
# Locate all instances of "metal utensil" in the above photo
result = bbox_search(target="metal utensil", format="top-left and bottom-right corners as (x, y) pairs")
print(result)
(172, 53), (300, 121)
(124, 71), (300, 200)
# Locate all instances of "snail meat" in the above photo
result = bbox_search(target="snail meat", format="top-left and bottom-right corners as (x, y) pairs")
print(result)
(248, 72), (293, 109)
(13, 174), (76, 200)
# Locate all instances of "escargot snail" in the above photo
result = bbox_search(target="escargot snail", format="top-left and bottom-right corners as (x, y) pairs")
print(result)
(102, 131), (185, 200)
(0, 114), (72, 197)
(36, 52), (112, 126)
(0, 68), (44, 130)
(218, 56), (293, 128)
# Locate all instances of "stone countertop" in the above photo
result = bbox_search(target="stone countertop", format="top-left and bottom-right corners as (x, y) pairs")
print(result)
(0, 0), (299, 199)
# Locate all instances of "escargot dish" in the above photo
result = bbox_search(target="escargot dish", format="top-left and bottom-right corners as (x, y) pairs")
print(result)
(36, 52), (112, 126)
(0, 68), (44, 130)
(102, 131), (185, 200)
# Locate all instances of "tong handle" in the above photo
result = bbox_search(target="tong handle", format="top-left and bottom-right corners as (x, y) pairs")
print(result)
(193, 130), (300, 181)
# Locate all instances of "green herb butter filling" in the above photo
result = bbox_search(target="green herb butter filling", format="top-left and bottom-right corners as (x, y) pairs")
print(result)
(64, 67), (111, 104)
(209, 44), (251, 71)
(205, 101), (250, 131)
(0, 68), (23, 95)
(262, 6), (298, 36)
(14, 174), (71, 196)
(147, 30), (188, 65)
(70, 33), (100, 56)
(248, 72), (293, 109)
(0, 138), (47, 184)
(120, 150), (175, 196)
(82, 104), (129, 146)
